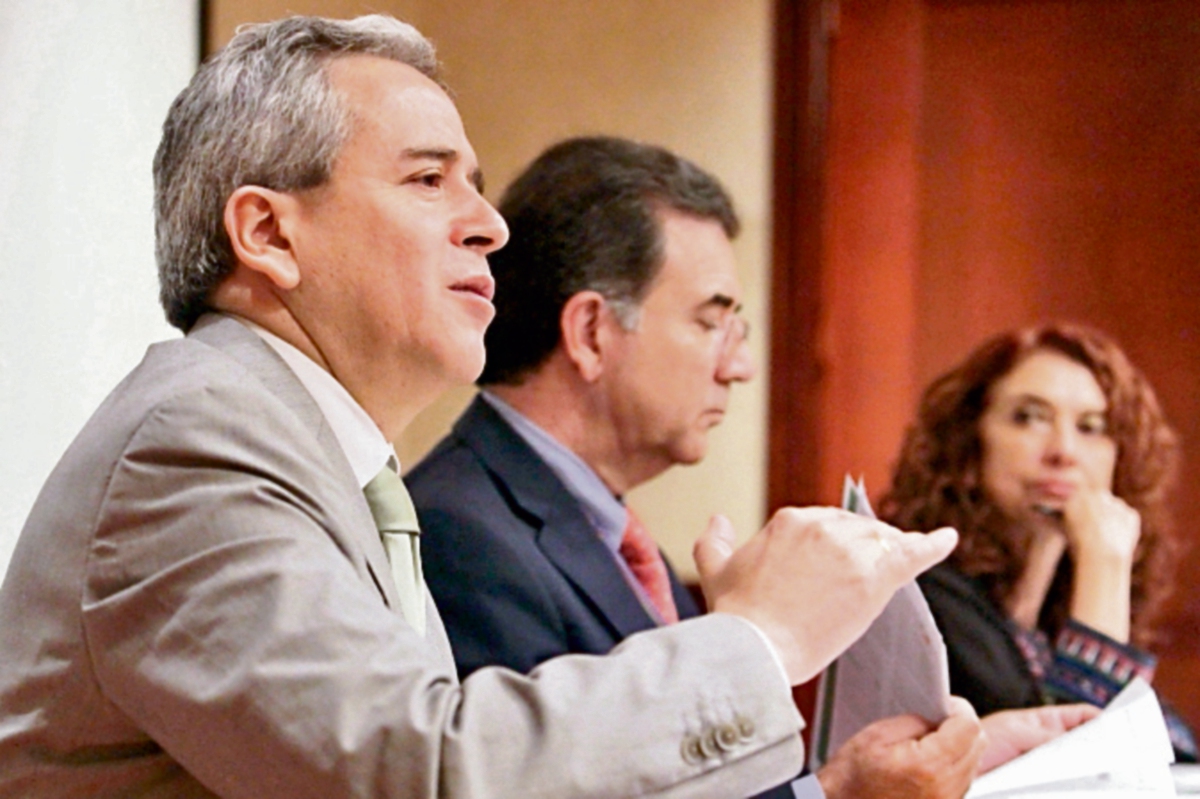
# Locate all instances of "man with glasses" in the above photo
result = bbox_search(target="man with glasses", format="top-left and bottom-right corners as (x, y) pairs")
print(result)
(410, 136), (1015, 799)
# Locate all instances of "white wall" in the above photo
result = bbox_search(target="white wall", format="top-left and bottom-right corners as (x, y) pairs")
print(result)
(0, 1), (198, 575)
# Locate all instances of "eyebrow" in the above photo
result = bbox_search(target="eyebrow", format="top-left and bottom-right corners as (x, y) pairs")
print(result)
(1006, 394), (1052, 407)
(1008, 393), (1107, 413)
(400, 147), (486, 193)
(700, 293), (740, 312)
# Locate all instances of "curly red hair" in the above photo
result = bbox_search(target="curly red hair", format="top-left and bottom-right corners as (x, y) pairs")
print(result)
(879, 323), (1179, 646)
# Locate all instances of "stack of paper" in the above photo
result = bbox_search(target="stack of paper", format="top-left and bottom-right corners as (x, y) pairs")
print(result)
(967, 679), (1175, 797)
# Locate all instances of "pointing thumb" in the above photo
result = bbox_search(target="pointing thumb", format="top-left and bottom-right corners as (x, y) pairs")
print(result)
(897, 526), (959, 576)
(694, 514), (737, 587)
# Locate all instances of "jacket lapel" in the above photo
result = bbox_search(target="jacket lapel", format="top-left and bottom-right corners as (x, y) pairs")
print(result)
(454, 397), (660, 640)
(188, 314), (401, 613)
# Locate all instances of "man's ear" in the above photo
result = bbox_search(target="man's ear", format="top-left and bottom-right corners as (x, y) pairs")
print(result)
(560, 291), (617, 383)
(223, 185), (302, 290)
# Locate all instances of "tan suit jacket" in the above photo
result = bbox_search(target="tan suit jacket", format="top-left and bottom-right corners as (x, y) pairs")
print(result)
(0, 314), (804, 798)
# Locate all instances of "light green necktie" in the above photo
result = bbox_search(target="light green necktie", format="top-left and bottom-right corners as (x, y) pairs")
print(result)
(363, 466), (426, 635)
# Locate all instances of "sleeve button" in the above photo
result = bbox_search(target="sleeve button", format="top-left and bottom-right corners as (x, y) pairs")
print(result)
(736, 716), (756, 740)
(682, 734), (706, 764)
(699, 727), (722, 758)
(716, 722), (740, 750)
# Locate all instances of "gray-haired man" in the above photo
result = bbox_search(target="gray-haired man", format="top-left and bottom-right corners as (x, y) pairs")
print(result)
(0, 15), (957, 797)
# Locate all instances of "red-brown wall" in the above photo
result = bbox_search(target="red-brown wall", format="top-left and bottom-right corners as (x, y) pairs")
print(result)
(773, 0), (1200, 731)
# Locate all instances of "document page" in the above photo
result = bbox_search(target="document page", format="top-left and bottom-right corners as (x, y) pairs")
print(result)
(966, 678), (1175, 798)
(808, 476), (952, 768)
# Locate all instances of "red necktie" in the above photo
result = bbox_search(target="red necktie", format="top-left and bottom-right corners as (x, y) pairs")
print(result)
(618, 509), (679, 624)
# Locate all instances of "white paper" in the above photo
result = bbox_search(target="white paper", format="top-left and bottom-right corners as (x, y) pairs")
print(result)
(967, 678), (1176, 798)
(1171, 764), (1200, 795)
(808, 477), (953, 768)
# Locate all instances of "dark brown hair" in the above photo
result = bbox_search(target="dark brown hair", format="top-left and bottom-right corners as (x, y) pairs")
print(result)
(479, 136), (739, 386)
(880, 323), (1179, 646)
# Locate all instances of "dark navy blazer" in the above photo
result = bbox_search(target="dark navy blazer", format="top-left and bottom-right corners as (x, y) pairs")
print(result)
(408, 396), (700, 678)
(409, 396), (799, 798)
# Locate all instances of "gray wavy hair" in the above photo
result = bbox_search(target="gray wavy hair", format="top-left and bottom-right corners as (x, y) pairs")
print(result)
(153, 15), (441, 331)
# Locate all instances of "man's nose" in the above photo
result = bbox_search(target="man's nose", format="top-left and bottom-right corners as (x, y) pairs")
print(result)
(457, 192), (510, 255)
(716, 319), (756, 383)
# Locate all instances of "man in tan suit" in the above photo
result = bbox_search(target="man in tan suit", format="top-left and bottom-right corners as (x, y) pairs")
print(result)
(0, 14), (959, 798)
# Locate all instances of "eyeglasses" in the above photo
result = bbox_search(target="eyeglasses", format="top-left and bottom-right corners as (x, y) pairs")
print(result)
(721, 314), (750, 351)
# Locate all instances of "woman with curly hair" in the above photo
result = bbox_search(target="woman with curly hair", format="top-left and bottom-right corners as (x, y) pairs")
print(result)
(880, 322), (1196, 759)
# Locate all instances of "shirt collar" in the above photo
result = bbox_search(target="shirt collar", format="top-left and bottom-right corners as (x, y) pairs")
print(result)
(480, 391), (627, 553)
(238, 318), (396, 488)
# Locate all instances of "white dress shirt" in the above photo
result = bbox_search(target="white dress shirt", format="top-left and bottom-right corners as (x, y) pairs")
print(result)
(239, 318), (395, 487)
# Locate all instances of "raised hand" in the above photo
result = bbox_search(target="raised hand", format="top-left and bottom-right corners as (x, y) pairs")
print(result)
(1063, 488), (1139, 642)
(694, 508), (957, 685)
(1062, 487), (1140, 565)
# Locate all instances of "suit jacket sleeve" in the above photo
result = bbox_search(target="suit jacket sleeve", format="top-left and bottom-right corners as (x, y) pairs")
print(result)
(411, 401), (804, 799)
(72, 373), (804, 798)
(419, 477), (804, 799)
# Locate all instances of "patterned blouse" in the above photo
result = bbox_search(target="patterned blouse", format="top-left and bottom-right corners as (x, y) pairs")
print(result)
(1010, 617), (1198, 761)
